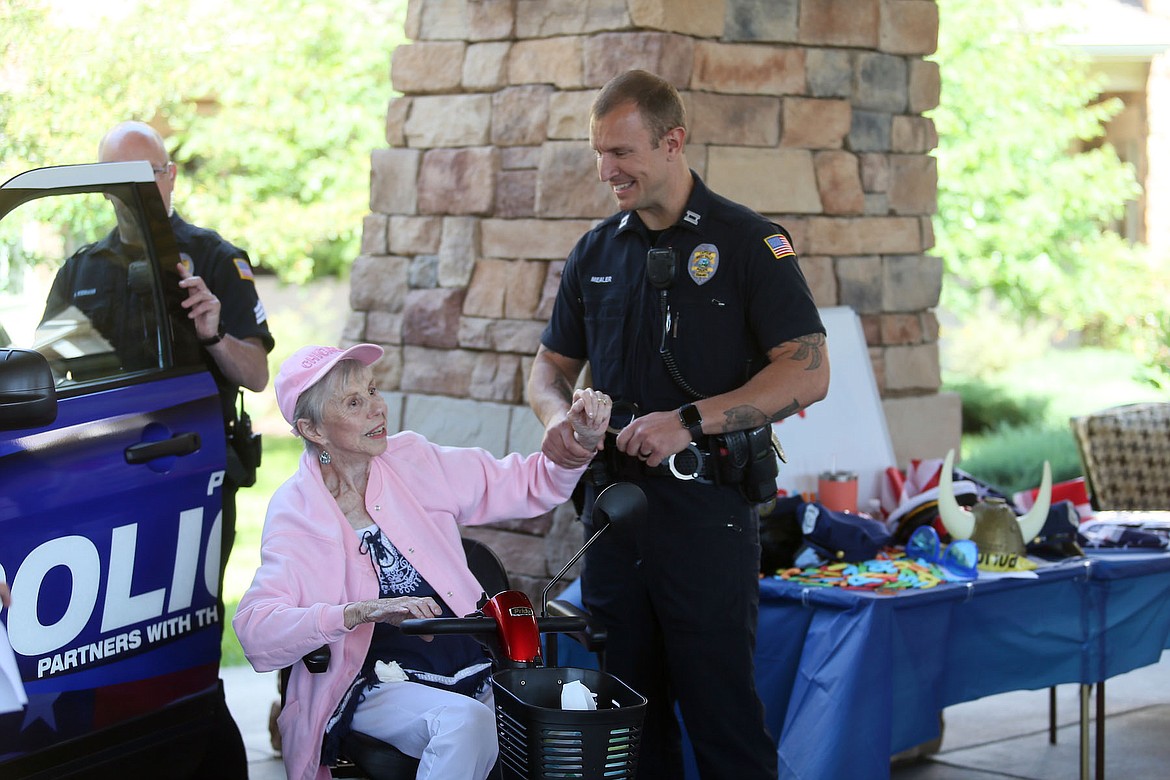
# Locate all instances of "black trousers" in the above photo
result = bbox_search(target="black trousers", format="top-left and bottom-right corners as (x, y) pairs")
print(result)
(581, 479), (778, 780)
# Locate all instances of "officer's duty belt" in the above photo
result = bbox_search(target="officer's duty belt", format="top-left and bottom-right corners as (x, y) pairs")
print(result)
(620, 442), (715, 484)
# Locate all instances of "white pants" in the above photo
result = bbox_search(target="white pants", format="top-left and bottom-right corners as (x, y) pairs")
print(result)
(348, 680), (498, 780)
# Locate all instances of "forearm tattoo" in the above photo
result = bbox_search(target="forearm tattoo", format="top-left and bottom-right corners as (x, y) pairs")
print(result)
(715, 334), (826, 430)
(720, 399), (801, 431)
(721, 405), (767, 431)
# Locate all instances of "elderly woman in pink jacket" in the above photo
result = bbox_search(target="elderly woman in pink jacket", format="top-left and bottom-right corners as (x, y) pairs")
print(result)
(233, 343), (609, 780)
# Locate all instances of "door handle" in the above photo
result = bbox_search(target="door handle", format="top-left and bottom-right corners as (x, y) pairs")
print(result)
(124, 432), (202, 464)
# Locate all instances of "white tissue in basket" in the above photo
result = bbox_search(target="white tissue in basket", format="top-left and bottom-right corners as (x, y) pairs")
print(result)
(560, 679), (597, 710)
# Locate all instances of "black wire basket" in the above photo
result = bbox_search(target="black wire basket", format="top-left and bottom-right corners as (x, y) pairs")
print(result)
(492, 667), (647, 780)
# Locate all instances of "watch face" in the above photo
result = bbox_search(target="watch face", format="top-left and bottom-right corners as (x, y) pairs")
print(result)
(680, 404), (701, 428)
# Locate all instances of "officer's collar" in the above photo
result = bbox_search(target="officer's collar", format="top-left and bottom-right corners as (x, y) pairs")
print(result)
(615, 170), (713, 237)
(91, 227), (144, 258)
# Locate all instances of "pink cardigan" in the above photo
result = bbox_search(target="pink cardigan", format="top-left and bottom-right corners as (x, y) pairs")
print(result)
(232, 431), (584, 780)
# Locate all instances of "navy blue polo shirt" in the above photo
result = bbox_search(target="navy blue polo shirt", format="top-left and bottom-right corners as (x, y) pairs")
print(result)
(44, 212), (273, 424)
(542, 172), (825, 413)
(169, 212), (274, 419)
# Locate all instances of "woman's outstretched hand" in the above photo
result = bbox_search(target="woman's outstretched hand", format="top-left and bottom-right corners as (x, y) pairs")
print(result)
(344, 596), (443, 640)
(566, 388), (612, 452)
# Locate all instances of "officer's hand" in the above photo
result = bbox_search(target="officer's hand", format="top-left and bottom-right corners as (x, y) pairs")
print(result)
(614, 410), (692, 469)
(541, 410), (597, 469)
(177, 262), (223, 343)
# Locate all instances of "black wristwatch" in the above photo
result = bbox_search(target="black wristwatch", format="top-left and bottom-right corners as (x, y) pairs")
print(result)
(678, 403), (703, 441)
(199, 325), (226, 347)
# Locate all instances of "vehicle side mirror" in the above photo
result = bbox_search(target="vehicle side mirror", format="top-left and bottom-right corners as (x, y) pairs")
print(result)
(0, 348), (58, 430)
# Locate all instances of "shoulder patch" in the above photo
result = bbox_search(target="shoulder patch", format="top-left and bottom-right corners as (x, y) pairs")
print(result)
(233, 257), (255, 281)
(764, 233), (796, 260)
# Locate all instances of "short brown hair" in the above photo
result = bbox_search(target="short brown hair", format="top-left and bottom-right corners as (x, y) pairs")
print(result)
(591, 69), (686, 145)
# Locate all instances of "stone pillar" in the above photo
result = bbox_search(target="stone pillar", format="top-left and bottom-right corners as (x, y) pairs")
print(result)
(346, 0), (954, 597)
(1146, 1), (1170, 263)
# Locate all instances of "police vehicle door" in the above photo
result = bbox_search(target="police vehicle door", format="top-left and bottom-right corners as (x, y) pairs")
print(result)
(0, 162), (227, 774)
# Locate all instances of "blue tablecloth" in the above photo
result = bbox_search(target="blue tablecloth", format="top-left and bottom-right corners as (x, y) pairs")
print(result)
(555, 552), (1170, 780)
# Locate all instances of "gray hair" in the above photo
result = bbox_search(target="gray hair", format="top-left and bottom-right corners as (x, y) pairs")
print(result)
(293, 359), (367, 453)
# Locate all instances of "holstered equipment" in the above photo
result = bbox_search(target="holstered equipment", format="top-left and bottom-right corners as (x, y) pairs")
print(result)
(583, 423), (781, 504)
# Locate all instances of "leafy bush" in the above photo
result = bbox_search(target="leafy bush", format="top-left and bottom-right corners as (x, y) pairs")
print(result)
(947, 378), (1050, 434)
(946, 345), (1164, 496)
(959, 423), (1084, 496)
(932, 0), (1150, 337)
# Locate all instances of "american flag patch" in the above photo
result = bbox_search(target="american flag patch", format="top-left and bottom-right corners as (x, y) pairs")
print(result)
(233, 257), (255, 281)
(764, 233), (796, 260)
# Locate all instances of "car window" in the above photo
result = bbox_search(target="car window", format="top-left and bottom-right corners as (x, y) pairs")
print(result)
(1, 185), (167, 388)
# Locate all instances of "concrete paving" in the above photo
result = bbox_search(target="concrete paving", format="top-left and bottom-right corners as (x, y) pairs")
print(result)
(225, 649), (1170, 779)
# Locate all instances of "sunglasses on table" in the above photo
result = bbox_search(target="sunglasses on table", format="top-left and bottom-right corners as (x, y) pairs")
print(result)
(905, 525), (979, 581)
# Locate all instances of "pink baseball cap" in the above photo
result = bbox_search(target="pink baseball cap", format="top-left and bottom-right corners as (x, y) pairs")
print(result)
(275, 343), (384, 427)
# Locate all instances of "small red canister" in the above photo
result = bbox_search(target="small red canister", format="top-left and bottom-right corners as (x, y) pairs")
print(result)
(818, 470), (859, 514)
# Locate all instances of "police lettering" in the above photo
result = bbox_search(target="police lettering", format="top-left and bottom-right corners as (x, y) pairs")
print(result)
(36, 630), (142, 678)
(6, 506), (221, 658)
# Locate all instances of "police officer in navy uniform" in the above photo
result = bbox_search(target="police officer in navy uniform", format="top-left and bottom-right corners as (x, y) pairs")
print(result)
(46, 121), (274, 571)
(528, 70), (830, 779)
(44, 120), (273, 778)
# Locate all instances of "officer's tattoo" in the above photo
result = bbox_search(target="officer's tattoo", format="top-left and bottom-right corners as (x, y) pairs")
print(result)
(770, 333), (825, 370)
(771, 399), (801, 422)
(721, 405), (766, 431)
(790, 333), (825, 370)
(722, 399), (803, 430)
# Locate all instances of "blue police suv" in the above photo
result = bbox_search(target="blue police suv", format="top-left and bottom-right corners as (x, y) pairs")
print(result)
(1, 162), (239, 777)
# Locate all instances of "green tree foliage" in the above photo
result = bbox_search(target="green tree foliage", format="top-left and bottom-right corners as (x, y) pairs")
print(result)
(932, 0), (1164, 345)
(1, 0), (405, 282)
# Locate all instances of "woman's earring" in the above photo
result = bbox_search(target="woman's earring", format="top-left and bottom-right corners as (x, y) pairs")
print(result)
(319, 450), (332, 465)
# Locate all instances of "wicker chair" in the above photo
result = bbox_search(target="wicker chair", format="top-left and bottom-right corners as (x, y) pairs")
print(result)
(1058, 401), (1170, 774)
(1070, 401), (1170, 511)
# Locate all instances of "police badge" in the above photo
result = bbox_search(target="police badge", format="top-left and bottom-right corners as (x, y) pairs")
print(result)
(688, 243), (718, 285)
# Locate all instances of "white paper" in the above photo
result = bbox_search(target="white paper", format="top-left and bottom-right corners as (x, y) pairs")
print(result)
(0, 621), (28, 715)
(773, 307), (897, 504)
(560, 680), (597, 710)
(374, 660), (408, 683)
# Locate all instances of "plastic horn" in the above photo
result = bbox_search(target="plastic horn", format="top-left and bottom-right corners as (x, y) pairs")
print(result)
(937, 449), (974, 540)
(1017, 460), (1053, 544)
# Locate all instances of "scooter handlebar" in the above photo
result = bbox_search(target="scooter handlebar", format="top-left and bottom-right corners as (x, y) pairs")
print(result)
(399, 616), (497, 636)
(399, 615), (587, 636)
(537, 616), (589, 634)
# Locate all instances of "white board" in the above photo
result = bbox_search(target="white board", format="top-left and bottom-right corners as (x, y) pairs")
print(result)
(772, 306), (896, 507)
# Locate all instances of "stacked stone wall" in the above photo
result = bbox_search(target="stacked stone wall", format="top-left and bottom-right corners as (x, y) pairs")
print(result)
(1147, 1), (1170, 263)
(346, 0), (958, 598)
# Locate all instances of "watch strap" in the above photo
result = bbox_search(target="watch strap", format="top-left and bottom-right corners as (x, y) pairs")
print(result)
(678, 403), (703, 441)
(199, 325), (226, 347)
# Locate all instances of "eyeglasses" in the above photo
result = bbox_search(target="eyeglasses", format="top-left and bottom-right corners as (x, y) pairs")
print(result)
(905, 525), (979, 581)
(152, 162), (172, 177)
